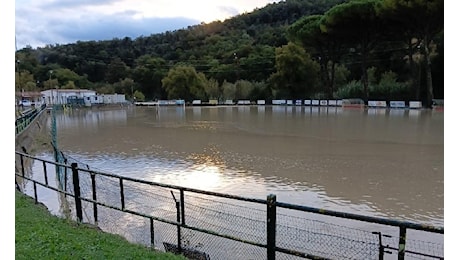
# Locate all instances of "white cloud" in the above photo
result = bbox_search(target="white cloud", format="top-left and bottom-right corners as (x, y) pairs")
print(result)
(15, 0), (280, 49)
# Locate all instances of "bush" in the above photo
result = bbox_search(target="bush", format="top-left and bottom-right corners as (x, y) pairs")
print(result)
(369, 71), (410, 101)
(335, 80), (364, 99)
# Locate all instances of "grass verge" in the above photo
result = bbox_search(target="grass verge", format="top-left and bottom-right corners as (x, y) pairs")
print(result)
(15, 190), (186, 260)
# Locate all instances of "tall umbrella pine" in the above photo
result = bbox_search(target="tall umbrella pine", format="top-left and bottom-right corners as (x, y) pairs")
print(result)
(321, 0), (384, 103)
(288, 15), (345, 99)
(378, 0), (444, 107)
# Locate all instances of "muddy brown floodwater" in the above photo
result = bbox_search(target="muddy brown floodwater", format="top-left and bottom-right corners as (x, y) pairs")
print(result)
(47, 105), (443, 226)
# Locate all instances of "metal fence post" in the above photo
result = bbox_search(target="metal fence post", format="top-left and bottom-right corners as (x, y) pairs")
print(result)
(267, 194), (277, 260)
(171, 191), (182, 254)
(180, 189), (185, 226)
(176, 200), (182, 253)
(64, 166), (68, 194)
(150, 217), (155, 249)
(71, 163), (83, 222)
(120, 178), (125, 210)
(90, 172), (98, 224)
(33, 182), (38, 204)
(398, 227), (407, 260)
(372, 232), (385, 260)
(43, 161), (48, 186)
(20, 154), (25, 177)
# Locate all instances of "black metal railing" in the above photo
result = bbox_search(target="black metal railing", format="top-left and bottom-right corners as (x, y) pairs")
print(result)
(15, 151), (444, 260)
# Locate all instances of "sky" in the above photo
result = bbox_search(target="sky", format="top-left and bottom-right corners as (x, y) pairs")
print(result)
(14, 0), (281, 50)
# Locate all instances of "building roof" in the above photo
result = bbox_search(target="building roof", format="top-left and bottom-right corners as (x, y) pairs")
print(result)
(41, 89), (96, 93)
(15, 91), (43, 98)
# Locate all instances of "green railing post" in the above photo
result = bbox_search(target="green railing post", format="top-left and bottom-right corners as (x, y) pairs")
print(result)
(267, 194), (276, 260)
(71, 163), (83, 222)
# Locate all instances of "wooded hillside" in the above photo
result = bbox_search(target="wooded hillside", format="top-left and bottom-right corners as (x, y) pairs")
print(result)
(15, 0), (443, 107)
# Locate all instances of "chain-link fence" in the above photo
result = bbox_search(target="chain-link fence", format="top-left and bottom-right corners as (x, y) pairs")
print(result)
(16, 151), (444, 260)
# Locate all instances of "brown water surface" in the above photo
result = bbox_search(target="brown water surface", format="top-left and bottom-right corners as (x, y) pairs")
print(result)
(51, 105), (443, 226)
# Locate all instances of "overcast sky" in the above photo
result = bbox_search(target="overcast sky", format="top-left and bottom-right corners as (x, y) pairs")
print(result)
(14, 0), (281, 50)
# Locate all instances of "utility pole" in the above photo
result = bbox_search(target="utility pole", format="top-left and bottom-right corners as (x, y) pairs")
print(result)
(16, 59), (22, 102)
(234, 52), (239, 82)
(49, 70), (54, 105)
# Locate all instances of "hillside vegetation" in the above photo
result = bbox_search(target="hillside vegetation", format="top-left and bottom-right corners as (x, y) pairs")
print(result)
(15, 0), (443, 107)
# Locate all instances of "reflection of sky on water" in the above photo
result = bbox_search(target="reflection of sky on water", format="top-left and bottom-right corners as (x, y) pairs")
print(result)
(46, 149), (387, 221)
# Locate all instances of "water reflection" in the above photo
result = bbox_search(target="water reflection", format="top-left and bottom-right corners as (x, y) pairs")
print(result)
(39, 106), (443, 226)
(155, 148), (227, 191)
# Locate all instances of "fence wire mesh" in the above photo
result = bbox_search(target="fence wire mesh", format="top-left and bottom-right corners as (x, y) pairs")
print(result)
(18, 150), (444, 260)
(276, 212), (380, 259)
(379, 230), (444, 260)
(183, 193), (267, 244)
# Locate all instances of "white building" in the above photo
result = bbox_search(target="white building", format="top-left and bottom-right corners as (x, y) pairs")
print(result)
(41, 89), (96, 105)
(100, 94), (127, 104)
(41, 89), (126, 106)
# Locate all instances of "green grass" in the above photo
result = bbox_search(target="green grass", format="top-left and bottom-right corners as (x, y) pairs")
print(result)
(15, 191), (186, 260)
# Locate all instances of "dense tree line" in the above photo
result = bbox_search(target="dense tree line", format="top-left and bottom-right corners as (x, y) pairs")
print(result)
(15, 0), (443, 107)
